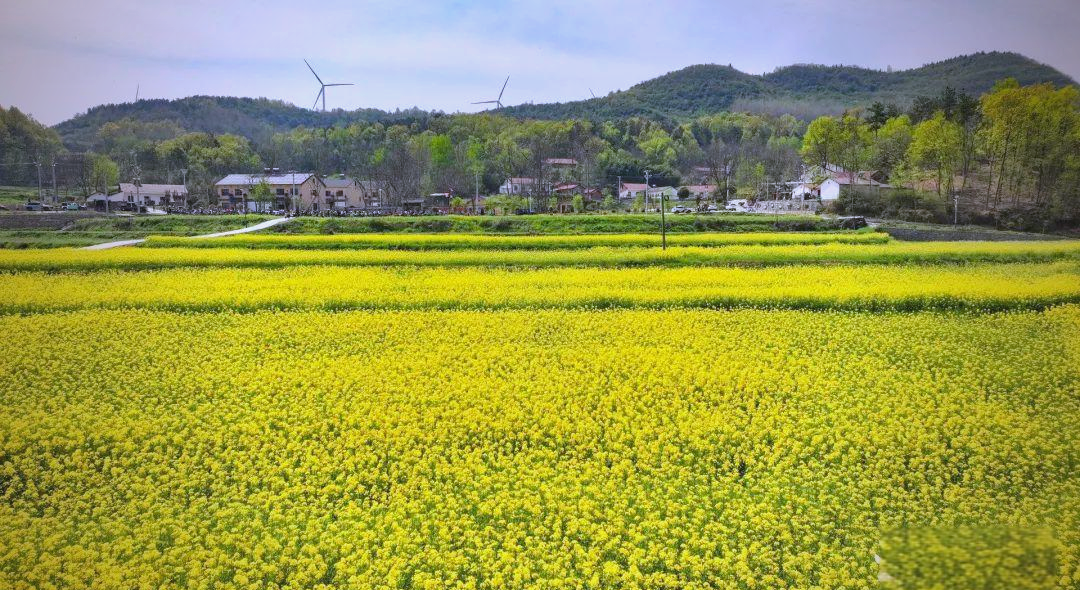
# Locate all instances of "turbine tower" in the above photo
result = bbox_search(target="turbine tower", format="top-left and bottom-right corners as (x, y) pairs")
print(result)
(305, 59), (354, 112)
(472, 75), (510, 110)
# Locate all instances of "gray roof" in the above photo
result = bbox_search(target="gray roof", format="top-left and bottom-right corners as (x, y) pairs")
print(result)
(87, 192), (127, 202)
(118, 182), (187, 195)
(357, 180), (386, 191)
(323, 177), (355, 189)
(215, 173), (316, 186)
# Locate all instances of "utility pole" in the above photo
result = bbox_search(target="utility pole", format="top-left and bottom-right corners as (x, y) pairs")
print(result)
(474, 171), (480, 215)
(954, 193), (959, 225)
(178, 168), (188, 210)
(130, 151), (141, 213)
(51, 160), (58, 205)
(659, 184), (668, 250)
(643, 170), (651, 212)
(34, 161), (43, 202)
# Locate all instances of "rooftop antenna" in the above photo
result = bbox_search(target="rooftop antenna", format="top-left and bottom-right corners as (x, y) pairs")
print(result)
(304, 59), (354, 112)
(472, 75), (509, 110)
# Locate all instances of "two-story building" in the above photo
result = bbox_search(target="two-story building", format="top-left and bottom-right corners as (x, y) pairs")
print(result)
(215, 173), (325, 211)
(321, 177), (362, 209)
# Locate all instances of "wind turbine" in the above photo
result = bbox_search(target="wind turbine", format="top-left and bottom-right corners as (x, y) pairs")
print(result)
(589, 88), (596, 99)
(473, 75), (509, 110)
(304, 59), (353, 112)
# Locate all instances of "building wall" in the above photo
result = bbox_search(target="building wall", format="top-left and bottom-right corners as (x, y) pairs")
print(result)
(820, 180), (841, 201)
(218, 177), (320, 210)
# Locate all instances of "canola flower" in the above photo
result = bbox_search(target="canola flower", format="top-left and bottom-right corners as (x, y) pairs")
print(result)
(146, 231), (891, 250)
(0, 240), (1079, 271)
(0, 262), (1076, 313)
(0, 307), (1077, 589)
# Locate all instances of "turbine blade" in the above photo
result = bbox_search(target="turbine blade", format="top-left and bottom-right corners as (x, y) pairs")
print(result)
(304, 59), (324, 84)
(313, 88), (324, 110)
(472, 100), (497, 104)
(325, 83), (354, 87)
(498, 75), (509, 101)
(589, 88), (596, 98)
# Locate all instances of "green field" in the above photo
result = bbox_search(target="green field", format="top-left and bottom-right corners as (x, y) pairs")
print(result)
(0, 214), (276, 248)
(272, 213), (843, 235)
(0, 186), (38, 205)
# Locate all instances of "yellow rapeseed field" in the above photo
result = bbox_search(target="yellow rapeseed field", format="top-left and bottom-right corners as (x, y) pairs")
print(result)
(145, 231), (891, 250)
(1, 308), (1077, 589)
(1, 238), (1078, 589)
(0, 262), (1077, 312)
(1, 240), (1079, 271)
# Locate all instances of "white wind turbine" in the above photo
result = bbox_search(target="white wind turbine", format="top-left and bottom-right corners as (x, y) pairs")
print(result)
(305, 59), (353, 112)
(472, 75), (510, 110)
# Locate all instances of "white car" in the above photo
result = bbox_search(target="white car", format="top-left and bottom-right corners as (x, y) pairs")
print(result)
(670, 205), (694, 214)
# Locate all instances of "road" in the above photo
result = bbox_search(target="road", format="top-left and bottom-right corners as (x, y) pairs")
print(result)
(81, 216), (293, 250)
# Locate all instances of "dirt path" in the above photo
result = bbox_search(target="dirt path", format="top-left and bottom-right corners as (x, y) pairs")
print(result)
(81, 217), (293, 250)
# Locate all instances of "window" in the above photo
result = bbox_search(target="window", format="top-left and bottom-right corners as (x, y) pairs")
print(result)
(336, 190), (344, 197)
(325, 190), (331, 197)
(276, 188), (285, 195)
(221, 189), (230, 196)
(291, 188), (298, 195)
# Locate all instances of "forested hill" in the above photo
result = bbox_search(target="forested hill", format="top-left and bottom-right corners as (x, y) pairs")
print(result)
(55, 96), (437, 151)
(503, 52), (1075, 120)
(53, 51), (1074, 148)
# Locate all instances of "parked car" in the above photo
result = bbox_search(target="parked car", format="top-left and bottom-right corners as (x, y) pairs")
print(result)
(24, 201), (43, 211)
(670, 205), (694, 214)
(64, 202), (81, 211)
(698, 205), (720, 214)
(725, 199), (751, 213)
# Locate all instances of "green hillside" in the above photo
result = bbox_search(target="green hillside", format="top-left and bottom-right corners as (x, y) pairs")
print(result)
(507, 52), (1074, 121)
(55, 96), (437, 151)
(52, 51), (1076, 148)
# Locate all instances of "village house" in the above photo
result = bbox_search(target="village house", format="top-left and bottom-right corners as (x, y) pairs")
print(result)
(679, 185), (719, 200)
(618, 182), (677, 204)
(215, 172), (325, 212)
(543, 158), (578, 168)
(499, 177), (552, 195)
(552, 183), (603, 212)
(321, 177), (364, 209)
(85, 191), (128, 211)
(790, 165), (891, 202)
(356, 180), (388, 208)
(618, 182), (647, 199)
(94, 182), (188, 209)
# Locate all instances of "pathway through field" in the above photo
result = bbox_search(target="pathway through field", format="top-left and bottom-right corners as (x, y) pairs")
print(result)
(81, 216), (293, 250)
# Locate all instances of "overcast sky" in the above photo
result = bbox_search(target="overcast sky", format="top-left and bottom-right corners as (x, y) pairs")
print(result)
(2, 0), (1079, 126)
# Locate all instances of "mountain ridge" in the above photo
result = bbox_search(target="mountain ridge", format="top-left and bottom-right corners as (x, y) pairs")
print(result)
(53, 51), (1075, 149)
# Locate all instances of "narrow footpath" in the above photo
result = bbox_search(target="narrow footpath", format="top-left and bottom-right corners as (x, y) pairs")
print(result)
(81, 216), (293, 250)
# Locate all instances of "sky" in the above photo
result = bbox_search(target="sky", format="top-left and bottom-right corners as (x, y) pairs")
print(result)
(2, 0), (1079, 126)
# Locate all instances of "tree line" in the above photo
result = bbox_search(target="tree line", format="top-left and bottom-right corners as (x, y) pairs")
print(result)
(2, 77), (1077, 229)
(801, 81), (1080, 228)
